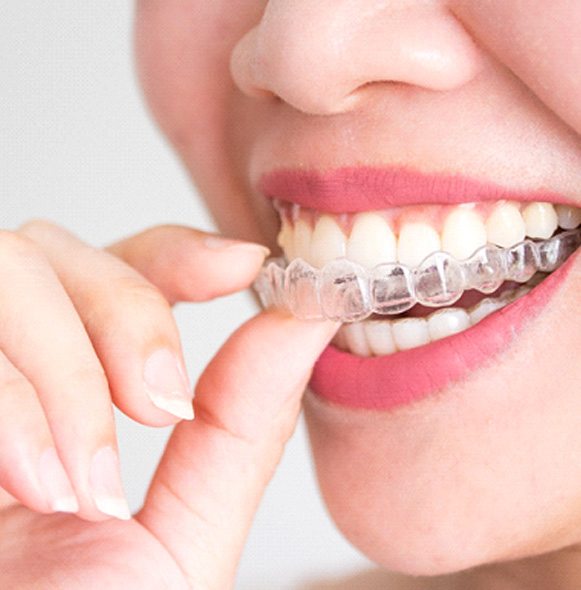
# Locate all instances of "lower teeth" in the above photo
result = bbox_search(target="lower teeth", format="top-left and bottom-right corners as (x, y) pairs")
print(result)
(332, 281), (533, 357)
(253, 228), (581, 323)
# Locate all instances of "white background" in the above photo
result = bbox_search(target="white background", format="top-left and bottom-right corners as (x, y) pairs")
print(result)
(0, 2), (378, 588)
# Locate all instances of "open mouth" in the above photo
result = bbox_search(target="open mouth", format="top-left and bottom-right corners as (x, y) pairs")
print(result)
(266, 199), (580, 353)
(255, 167), (581, 410)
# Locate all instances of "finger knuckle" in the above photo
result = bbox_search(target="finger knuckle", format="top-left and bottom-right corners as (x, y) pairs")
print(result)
(79, 274), (171, 338)
(0, 371), (35, 400)
(0, 230), (46, 267)
(195, 402), (256, 447)
(113, 274), (170, 310)
(142, 223), (185, 239)
(64, 361), (109, 392)
(18, 217), (59, 236)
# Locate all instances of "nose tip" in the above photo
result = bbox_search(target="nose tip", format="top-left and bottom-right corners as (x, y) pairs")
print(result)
(230, 2), (484, 116)
(230, 26), (363, 116)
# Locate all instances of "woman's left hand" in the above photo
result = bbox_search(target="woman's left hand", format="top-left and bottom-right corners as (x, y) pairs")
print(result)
(0, 223), (337, 590)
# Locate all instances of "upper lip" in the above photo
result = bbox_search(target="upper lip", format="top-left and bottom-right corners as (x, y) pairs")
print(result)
(259, 166), (570, 213)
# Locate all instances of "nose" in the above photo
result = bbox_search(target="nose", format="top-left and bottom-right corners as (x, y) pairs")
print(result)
(230, 0), (484, 116)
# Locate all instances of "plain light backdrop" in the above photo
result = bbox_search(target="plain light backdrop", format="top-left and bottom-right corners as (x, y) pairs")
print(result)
(0, 2), (377, 588)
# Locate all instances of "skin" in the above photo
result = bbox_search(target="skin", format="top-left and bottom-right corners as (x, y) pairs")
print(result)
(0, 221), (338, 588)
(135, 0), (581, 586)
(1, 1), (580, 589)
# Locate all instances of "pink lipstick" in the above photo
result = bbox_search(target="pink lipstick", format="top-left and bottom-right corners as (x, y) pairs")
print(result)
(260, 166), (572, 212)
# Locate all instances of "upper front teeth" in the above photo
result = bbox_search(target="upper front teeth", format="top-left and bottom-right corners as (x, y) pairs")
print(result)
(485, 202), (526, 248)
(397, 222), (441, 267)
(259, 199), (581, 325)
(441, 206), (487, 260)
(521, 202), (558, 239)
(347, 213), (396, 268)
(254, 228), (581, 323)
(277, 200), (579, 269)
(310, 215), (346, 268)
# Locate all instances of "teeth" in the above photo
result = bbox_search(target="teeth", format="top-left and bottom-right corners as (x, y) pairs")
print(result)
(468, 297), (506, 325)
(332, 328), (348, 351)
(330, 283), (534, 356)
(277, 219), (295, 260)
(310, 215), (346, 268)
(427, 308), (470, 341)
(522, 202), (558, 239)
(485, 202), (526, 248)
(363, 320), (397, 355)
(265, 196), (581, 331)
(342, 322), (371, 356)
(392, 318), (431, 351)
(292, 219), (313, 263)
(556, 205), (581, 230)
(397, 222), (441, 267)
(277, 201), (579, 272)
(347, 213), (397, 268)
(441, 205), (487, 260)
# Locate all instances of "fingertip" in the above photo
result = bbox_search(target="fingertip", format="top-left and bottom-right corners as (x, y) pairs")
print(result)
(143, 347), (194, 419)
(203, 235), (270, 259)
(189, 238), (270, 301)
(168, 235), (270, 302)
(106, 225), (270, 304)
(148, 394), (195, 421)
(254, 308), (341, 344)
(115, 396), (189, 428)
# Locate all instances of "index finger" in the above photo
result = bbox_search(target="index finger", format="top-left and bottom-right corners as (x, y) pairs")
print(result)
(105, 224), (270, 305)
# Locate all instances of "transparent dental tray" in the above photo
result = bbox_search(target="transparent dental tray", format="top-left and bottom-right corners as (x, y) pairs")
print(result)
(253, 228), (581, 322)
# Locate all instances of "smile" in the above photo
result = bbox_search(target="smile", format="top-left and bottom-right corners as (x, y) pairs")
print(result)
(255, 167), (581, 410)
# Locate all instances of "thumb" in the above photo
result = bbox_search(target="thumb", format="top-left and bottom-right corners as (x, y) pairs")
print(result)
(105, 224), (270, 305)
(136, 310), (338, 589)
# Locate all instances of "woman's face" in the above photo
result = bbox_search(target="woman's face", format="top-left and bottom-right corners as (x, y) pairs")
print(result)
(135, 0), (581, 576)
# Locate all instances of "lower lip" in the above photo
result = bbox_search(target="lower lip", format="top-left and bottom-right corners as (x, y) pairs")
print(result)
(309, 252), (578, 411)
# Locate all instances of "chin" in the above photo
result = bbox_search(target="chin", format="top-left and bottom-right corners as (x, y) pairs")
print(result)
(302, 290), (581, 576)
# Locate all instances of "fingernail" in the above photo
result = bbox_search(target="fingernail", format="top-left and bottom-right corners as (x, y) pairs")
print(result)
(38, 447), (79, 513)
(89, 446), (131, 520)
(143, 348), (194, 420)
(204, 235), (270, 258)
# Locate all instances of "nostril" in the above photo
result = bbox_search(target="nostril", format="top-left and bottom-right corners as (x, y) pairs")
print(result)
(229, 1), (485, 115)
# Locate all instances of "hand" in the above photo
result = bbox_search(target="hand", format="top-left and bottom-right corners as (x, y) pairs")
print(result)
(0, 220), (338, 589)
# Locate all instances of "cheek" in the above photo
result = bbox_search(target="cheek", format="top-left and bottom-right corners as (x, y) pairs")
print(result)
(450, 0), (581, 134)
(134, 1), (235, 151)
(304, 263), (581, 576)
(134, 1), (272, 241)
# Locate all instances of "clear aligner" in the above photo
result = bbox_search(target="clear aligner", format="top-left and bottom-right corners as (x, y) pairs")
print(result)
(252, 228), (581, 322)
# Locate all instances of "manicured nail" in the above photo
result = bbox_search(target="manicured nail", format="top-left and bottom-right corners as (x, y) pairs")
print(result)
(38, 447), (79, 513)
(204, 235), (270, 257)
(89, 446), (131, 520)
(143, 348), (194, 420)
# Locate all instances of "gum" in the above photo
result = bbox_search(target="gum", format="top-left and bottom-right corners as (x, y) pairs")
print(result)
(275, 199), (510, 235)
(253, 228), (581, 322)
